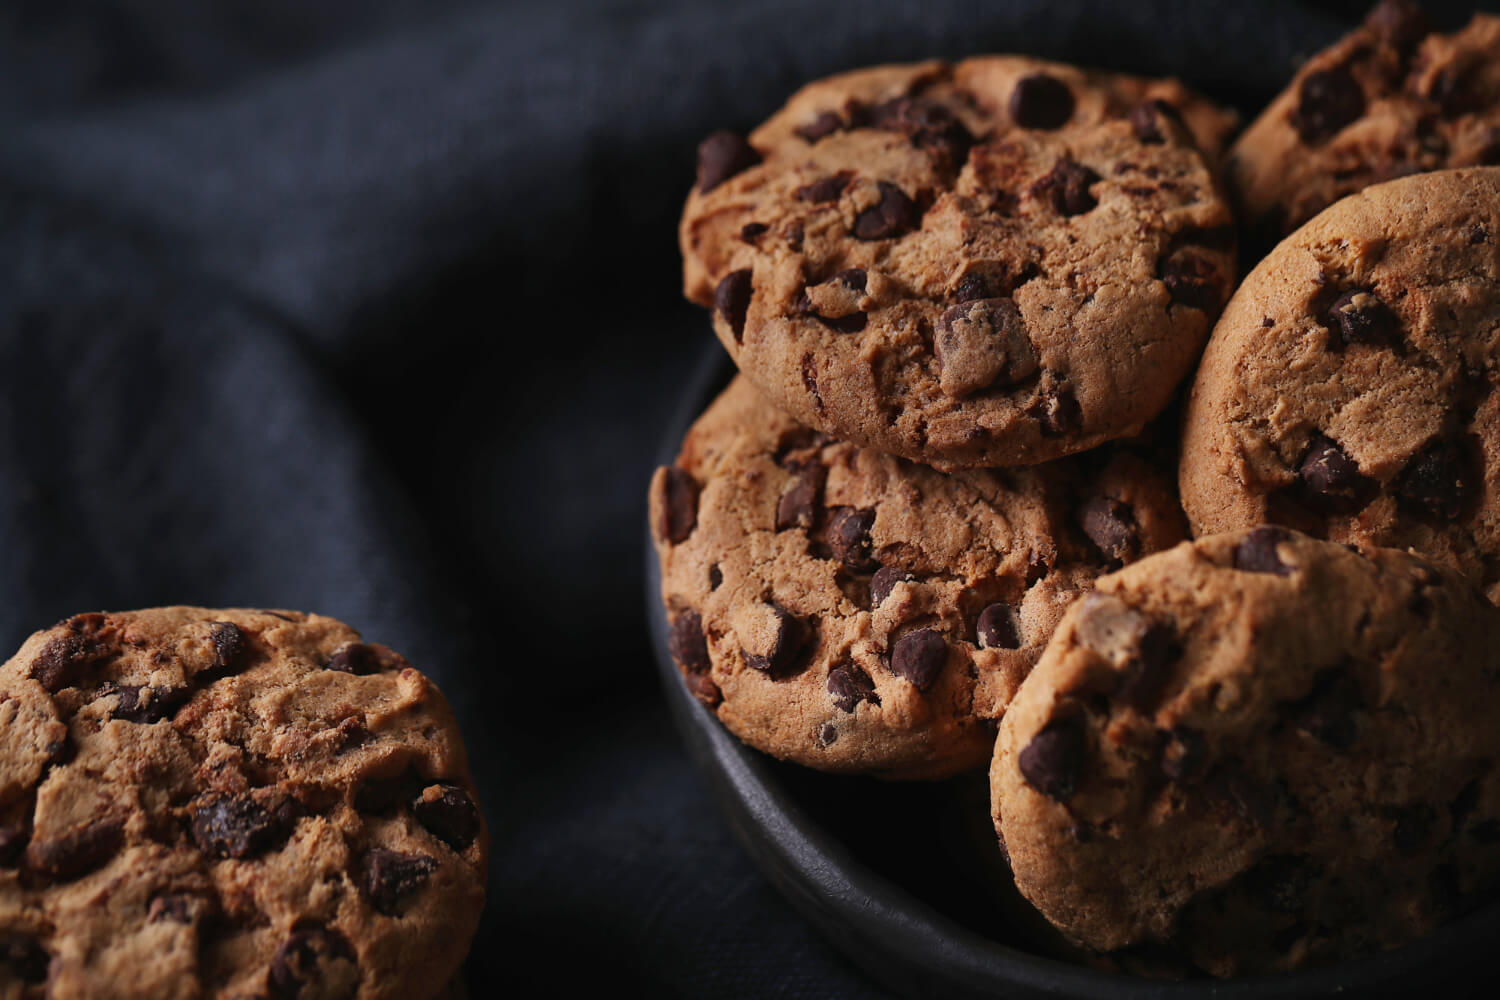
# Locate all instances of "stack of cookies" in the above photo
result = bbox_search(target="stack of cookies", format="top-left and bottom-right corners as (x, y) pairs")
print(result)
(651, 0), (1500, 979)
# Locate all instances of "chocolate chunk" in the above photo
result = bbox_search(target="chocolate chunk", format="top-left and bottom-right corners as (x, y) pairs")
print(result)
(795, 173), (852, 203)
(1325, 289), (1398, 347)
(696, 130), (760, 192)
(1233, 526), (1296, 576)
(828, 507), (878, 571)
(775, 461), (824, 531)
(852, 181), (917, 240)
(827, 664), (880, 712)
(656, 466), (699, 544)
(412, 784), (481, 851)
(1019, 716), (1087, 801)
(1129, 99), (1180, 144)
(740, 222), (768, 242)
(953, 273), (991, 302)
(325, 641), (408, 676)
(795, 111), (844, 143)
(870, 566), (913, 607)
(209, 621), (247, 670)
(1396, 439), (1475, 521)
(889, 629), (947, 692)
(713, 268), (753, 342)
(935, 297), (1037, 397)
(269, 922), (356, 1000)
(1365, 0), (1430, 48)
(1009, 73), (1074, 129)
(1161, 727), (1209, 783)
(1289, 670), (1362, 749)
(1393, 804), (1434, 856)
(1300, 434), (1370, 509)
(1245, 855), (1313, 913)
(668, 610), (711, 675)
(1160, 248), (1225, 312)
(1028, 385), (1081, 436)
(1292, 66), (1365, 145)
(191, 795), (291, 859)
(743, 603), (809, 679)
(361, 848), (439, 916)
(1077, 496), (1138, 566)
(867, 97), (973, 165)
(833, 268), (867, 293)
(1031, 158), (1100, 216)
(1073, 592), (1180, 712)
(819, 723), (838, 745)
(25, 816), (125, 881)
(149, 891), (211, 924)
(29, 625), (108, 693)
(113, 684), (188, 723)
(0, 935), (48, 984)
(977, 604), (1021, 650)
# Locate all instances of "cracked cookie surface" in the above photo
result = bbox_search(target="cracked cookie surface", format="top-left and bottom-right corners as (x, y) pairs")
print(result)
(992, 528), (1500, 976)
(1228, 1), (1500, 244)
(1181, 166), (1500, 600)
(0, 607), (486, 1000)
(649, 376), (1184, 779)
(680, 57), (1237, 469)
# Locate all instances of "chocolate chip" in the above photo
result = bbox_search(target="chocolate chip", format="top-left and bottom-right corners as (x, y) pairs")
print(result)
(1393, 804), (1435, 856)
(1234, 526), (1296, 576)
(412, 784), (481, 851)
(1031, 158), (1100, 216)
(828, 507), (878, 571)
(935, 297), (1037, 397)
(870, 566), (913, 607)
(795, 173), (852, 203)
(1292, 66), (1365, 145)
(1325, 288), (1398, 347)
(325, 641), (408, 676)
(1244, 855), (1313, 913)
(1161, 727), (1209, 783)
(656, 466), (699, 544)
(852, 181), (918, 241)
(269, 921), (356, 1000)
(1077, 496), (1138, 567)
(740, 222), (768, 242)
(713, 268), (753, 342)
(209, 621), (247, 670)
(190, 795), (291, 859)
(1365, 0), (1430, 48)
(1396, 439), (1475, 521)
(1028, 385), (1081, 436)
(1073, 593), (1180, 712)
(25, 816), (125, 880)
(29, 626), (108, 693)
(1009, 73), (1074, 129)
(977, 604), (1021, 650)
(1019, 716), (1087, 801)
(743, 604), (809, 679)
(1, 935), (48, 984)
(1129, 99), (1180, 144)
(775, 461), (824, 531)
(113, 684), (188, 723)
(361, 848), (439, 916)
(953, 273), (991, 302)
(1299, 434), (1370, 510)
(148, 891), (211, 925)
(889, 629), (947, 692)
(833, 268), (867, 293)
(1160, 248), (1226, 312)
(668, 610), (711, 675)
(795, 111), (844, 143)
(867, 97), (973, 165)
(696, 130), (760, 192)
(819, 723), (838, 745)
(1288, 670), (1362, 749)
(827, 663), (880, 712)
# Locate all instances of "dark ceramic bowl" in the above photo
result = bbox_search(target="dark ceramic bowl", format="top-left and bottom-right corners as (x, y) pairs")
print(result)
(645, 346), (1498, 999)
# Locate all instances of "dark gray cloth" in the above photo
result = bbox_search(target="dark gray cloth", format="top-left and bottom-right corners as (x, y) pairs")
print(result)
(0, 1), (1484, 995)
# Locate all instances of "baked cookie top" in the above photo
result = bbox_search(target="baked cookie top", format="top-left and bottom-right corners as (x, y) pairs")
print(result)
(1228, 1), (1500, 242)
(1180, 167), (1500, 600)
(0, 607), (486, 1000)
(992, 528), (1500, 976)
(680, 57), (1237, 470)
(649, 376), (1184, 780)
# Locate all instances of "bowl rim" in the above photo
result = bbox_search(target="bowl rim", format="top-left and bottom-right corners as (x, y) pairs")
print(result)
(643, 344), (1500, 999)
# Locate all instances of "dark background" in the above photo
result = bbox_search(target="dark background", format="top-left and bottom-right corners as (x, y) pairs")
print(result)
(0, 1), (1487, 996)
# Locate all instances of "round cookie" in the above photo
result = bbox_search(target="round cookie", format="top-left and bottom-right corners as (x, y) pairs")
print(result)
(680, 57), (1238, 470)
(992, 527), (1500, 976)
(1181, 167), (1500, 600)
(1228, 1), (1500, 243)
(0, 607), (487, 1000)
(648, 376), (1185, 780)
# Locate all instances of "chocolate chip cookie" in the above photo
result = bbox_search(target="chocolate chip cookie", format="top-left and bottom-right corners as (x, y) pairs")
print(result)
(992, 528), (1500, 976)
(0, 607), (486, 1000)
(649, 376), (1185, 779)
(680, 57), (1238, 470)
(1228, 1), (1500, 243)
(1180, 166), (1500, 600)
